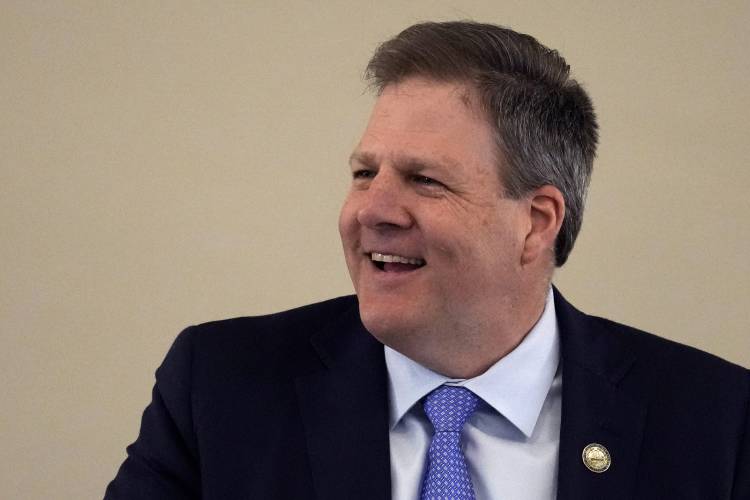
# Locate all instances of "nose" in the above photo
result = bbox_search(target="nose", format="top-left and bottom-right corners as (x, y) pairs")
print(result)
(356, 171), (413, 230)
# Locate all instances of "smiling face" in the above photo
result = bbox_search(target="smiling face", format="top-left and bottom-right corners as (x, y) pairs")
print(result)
(339, 78), (536, 369)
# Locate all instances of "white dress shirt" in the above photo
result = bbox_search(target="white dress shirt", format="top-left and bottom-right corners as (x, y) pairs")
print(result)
(385, 288), (561, 500)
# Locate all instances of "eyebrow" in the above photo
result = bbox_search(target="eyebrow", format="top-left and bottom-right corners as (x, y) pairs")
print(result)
(349, 150), (459, 173)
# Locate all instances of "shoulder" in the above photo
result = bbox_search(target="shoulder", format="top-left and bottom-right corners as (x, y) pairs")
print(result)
(590, 312), (749, 387)
(159, 295), (360, 380)
(556, 291), (750, 495)
(556, 289), (749, 409)
(556, 289), (748, 381)
(575, 310), (750, 440)
(187, 294), (358, 345)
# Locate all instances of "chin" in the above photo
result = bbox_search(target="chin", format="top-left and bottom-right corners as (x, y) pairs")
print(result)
(357, 300), (416, 345)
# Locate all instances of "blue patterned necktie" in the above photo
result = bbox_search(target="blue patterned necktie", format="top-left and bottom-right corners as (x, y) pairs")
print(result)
(420, 385), (480, 500)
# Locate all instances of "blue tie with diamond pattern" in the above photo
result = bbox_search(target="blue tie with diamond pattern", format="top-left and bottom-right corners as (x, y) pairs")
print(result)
(420, 385), (480, 500)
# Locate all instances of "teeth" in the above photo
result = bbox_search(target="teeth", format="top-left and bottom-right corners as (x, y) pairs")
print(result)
(370, 252), (425, 266)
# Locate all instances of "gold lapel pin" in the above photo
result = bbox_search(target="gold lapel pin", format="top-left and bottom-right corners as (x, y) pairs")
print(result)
(582, 443), (611, 473)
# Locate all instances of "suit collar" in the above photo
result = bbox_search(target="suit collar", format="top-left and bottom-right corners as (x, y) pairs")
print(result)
(293, 290), (649, 500)
(383, 287), (560, 438)
(294, 298), (391, 500)
(554, 288), (647, 500)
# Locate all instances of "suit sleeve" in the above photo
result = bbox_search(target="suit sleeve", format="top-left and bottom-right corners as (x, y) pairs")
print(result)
(731, 369), (750, 500)
(104, 327), (201, 499)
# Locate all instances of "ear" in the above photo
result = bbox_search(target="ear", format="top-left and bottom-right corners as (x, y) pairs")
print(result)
(521, 185), (565, 266)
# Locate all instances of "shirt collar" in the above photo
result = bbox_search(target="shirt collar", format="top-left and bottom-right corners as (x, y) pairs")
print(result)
(384, 288), (560, 437)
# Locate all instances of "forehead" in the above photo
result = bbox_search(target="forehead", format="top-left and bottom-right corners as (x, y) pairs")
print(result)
(354, 77), (497, 171)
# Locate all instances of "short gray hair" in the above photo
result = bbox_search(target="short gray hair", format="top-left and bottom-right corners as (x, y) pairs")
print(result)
(365, 21), (598, 266)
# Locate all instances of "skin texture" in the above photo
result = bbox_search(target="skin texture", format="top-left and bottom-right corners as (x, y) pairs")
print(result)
(339, 77), (564, 378)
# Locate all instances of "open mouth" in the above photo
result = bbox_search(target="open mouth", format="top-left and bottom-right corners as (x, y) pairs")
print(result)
(369, 252), (426, 272)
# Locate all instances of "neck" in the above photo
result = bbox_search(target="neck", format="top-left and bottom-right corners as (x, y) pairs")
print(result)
(394, 286), (550, 379)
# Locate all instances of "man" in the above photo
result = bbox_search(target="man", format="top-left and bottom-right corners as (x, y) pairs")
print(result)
(105, 21), (749, 499)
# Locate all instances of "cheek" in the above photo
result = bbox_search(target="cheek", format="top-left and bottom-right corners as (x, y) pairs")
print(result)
(338, 195), (357, 241)
(338, 195), (364, 281)
(448, 214), (524, 274)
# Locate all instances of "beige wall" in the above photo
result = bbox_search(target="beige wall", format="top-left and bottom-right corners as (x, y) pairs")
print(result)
(2, 1), (748, 498)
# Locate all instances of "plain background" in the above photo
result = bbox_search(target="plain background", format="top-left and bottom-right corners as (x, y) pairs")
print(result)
(2, 1), (748, 498)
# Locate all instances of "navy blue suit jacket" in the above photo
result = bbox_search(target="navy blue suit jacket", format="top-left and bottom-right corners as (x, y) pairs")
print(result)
(105, 291), (750, 499)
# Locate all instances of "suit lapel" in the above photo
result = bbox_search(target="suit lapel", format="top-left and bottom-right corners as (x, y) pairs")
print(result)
(295, 303), (391, 500)
(554, 290), (647, 500)
(293, 290), (648, 499)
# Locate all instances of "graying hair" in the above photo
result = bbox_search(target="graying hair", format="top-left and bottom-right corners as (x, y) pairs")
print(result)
(365, 21), (598, 266)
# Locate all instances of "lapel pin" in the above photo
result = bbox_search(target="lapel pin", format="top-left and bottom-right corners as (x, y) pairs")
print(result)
(582, 443), (611, 473)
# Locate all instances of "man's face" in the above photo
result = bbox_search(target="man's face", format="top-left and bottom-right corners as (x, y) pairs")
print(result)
(339, 77), (530, 350)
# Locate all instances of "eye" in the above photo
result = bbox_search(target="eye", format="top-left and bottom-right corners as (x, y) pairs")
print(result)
(411, 174), (442, 187)
(352, 169), (375, 180)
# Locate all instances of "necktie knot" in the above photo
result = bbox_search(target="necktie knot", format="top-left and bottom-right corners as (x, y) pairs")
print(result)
(423, 385), (479, 432)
